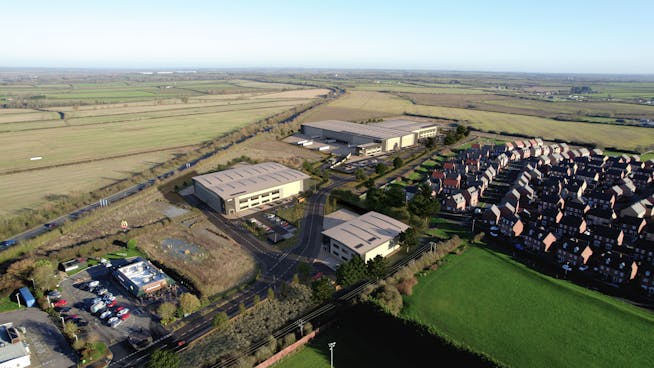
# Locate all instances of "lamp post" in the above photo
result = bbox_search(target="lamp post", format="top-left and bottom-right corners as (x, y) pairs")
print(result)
(297, 319), (304, 337)
(328, 342), (336, 368)
(60, 316), (65, 328)
(30, 278), (36, 289)
(15, 293), (21, 308)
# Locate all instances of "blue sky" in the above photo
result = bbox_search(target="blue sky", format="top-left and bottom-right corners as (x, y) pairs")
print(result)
(2, 0), (653, 73)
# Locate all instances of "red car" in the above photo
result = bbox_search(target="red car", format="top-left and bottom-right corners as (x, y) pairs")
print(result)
(115, 306), (125, 312)
(119, 312), (130, 321)
(53, 299), (68, 308)
(106, 300), (117, 308)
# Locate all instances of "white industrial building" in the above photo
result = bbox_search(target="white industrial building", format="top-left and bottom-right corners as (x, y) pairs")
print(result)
(322, 210), (409, 262)
(193, 162), (311, 216)
(301, 119), (439, 155)
(0, 323), (30, 368)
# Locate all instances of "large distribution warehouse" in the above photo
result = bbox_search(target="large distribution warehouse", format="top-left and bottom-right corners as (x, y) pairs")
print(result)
(193, 162), (311, 216)
(301, 119), (439, 154)
(322, 210), (409, 262)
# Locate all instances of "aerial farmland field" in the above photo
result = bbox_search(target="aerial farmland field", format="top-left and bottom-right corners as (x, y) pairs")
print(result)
(0, 79), (324, 216)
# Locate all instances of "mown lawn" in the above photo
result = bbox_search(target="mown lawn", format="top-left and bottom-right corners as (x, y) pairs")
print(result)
(402, 245), (654, 368)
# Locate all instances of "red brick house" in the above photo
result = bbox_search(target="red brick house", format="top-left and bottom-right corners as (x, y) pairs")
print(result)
(554, 238), (593, 268)
(557, 215), (587, 237)
(591, 225), (624, 250)
(461, 187), (479, 208)
(521, 228), (557, 254)
(498, 215), (524, 238)
(595, 251), (638, 285)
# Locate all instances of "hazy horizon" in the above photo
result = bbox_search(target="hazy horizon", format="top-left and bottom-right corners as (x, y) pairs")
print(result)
(3, 0), (653, 74)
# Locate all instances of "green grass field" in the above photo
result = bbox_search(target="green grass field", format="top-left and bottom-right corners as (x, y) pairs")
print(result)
(0, 80), (325, 216)
(402, 245), (654, 368)
(304, 91), (654, 151)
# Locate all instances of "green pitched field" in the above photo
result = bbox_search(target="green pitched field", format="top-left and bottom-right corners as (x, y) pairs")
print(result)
(402, 246), (654, 368)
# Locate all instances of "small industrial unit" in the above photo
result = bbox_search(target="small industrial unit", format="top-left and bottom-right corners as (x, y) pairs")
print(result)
(322, 210), (409, 262)
(0, 323), (31, 368)
(113, 257), (174, 297)
(301, 119), (439, 155)
(193, 162), (311, 216)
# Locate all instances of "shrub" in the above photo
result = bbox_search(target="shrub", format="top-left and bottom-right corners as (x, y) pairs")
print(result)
(396, 276), (418, 296)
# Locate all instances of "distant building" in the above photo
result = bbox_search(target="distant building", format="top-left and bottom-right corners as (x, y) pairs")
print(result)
(193, 162), (311, 216)
(301, 119), (438, 153)
(322, 211), (409, 263)
(113, 257), (175, 297)
(0, 323), (30, 368)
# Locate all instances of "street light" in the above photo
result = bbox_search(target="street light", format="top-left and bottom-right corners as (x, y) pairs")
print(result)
(60, 316), (65, 328)
(328, 342), (336, 368)
(297, 319), (305, 337)
(30, 278), (35, 289)
(15, 293), (21, 308)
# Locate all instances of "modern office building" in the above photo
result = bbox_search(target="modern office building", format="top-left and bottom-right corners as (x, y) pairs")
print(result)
(193, 162), (311, 216)
(301, 119), (439, 155)
(0, 323), (31, 368)
(322, 210), (409, 262)
(113, 257), (174, 297)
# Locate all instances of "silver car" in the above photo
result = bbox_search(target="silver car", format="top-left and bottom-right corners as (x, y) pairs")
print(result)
(99, 311), (112, 319)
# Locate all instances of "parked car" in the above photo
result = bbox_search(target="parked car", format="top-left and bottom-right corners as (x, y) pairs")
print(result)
(47, 290), (62, 299)
(75, 318), (88, 327)
(579, 264), (589, 271)
(92, 297), (103, 305)
(107, 317), (119, 326)
(88, 280), (100, 288)
(103, 294), (116, 302)
(57, 306), (71, 313)
(115, 306), (125, 313)
(109, 318), (122, 328)
(106, 300), (117, 308)
(44, 222), (58, 229)
(96, 288), (109, 296)
(53, 299), (68, 308)
(99, 310), (112, 319)
(119, 312), (131, 321)
(116, 308), (130, 316)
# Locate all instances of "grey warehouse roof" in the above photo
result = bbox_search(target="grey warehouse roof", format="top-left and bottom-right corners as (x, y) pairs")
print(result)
(322, 211), (409, 256)
(373, 119), (438, 132)
(193, 162), (310, 200)
(303, 120), (416, 140)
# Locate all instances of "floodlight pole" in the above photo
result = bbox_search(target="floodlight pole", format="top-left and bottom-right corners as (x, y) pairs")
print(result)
(328, 342), (336, 368)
